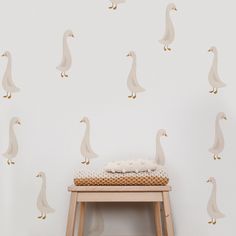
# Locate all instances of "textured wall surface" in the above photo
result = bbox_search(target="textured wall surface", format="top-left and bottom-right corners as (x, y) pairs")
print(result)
(0, 0), (235, 235)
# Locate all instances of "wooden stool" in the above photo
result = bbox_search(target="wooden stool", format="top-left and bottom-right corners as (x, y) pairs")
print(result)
(66, 185), (174, 236)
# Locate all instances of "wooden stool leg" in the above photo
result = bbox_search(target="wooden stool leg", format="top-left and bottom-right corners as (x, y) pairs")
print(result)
(66, 192), (78, 236)
(78, 202), (86, 236)
(154, 202), (163, 236)
(162, 192), (174, 236)
(160, 202), (167, 236)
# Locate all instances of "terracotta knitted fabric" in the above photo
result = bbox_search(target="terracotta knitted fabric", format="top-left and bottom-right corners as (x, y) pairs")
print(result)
(74, 169), (169, 186)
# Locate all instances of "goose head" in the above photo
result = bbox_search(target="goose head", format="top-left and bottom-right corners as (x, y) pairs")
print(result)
(126, 51), (136, 58)
(157, 129), (168, 137)
(1, 51), (10, 57)
(36, 171), (46, 178)
(80, 116), (89, 124)
(207, 176), (216, 184)
(11, 117), (21, 126)
(65, 30), (74, 38)
(167, 3), (177, 11)
(208, 46), (217, 54)
(217, 112), (227, 120)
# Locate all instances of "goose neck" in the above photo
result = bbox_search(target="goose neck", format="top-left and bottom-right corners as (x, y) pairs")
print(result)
(210, 182), (216, 199)
(156, 135), (163, 151)
(212, 52), (218, 67)
(156, 136), (163, 149)
(215, 116), (221, 129)
(63, 35), (69, 50)
(156, 133), (162, 140)
(84, 122), (90, 137)
(155, 135), (164, 162)
(131, 56), (136, 68)
(41, 176), (46, 189)
(9, 122), (15, 133)
(165, 8), (171, 20)
(6, 56), (12, 71)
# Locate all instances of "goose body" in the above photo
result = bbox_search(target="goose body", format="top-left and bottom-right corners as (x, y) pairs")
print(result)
(36, 172), (55, 219)
(208, 47), (226, 94)
(3, 117), (21, 165)
(109, 0), (126, 10)
(57, 30), (74, 78)
(80, 117), (98, 165)
(127, 51), (145, 99)
(209, 112), (226, 160)
(159, 3), (177, 51)
(1, 51), (20, 99)
(207, 177), (225, 224)
(155, 129), (168, 165)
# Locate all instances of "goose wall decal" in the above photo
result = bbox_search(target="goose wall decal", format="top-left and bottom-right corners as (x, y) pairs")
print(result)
(209, 112), (227, 160)
(36, 172), (55, 220)
(208, 47), (226, 94)
(207, 177), (225, 224)
(155, 129), (168, 165)
(3, 117), (21, 165)
(80, 117), (98, 165)
(1, 51), (20, 99)
(159, 3), (177, 51)
(126, 51), (145, 99)
(57, 30), (74, 78)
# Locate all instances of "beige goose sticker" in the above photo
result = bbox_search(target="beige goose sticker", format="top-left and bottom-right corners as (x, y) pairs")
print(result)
(209, 112), (227, 160)
(207, 177), (225, 224)
(57, 30), (74, 78)
(80, 117), (98, 165)
(36, 172), (55, 220)
(3, 117), (21, 165)
(126, 51), (145, 99)
(155, 129), (168, 165)
(208, 47), (226, 94)
(159, 3), (177, 51)
(108, 0), (126, 10)
(1, 51), (20, 99)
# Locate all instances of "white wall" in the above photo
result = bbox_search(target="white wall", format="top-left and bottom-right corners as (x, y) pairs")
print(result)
(0, 0), (235, 235)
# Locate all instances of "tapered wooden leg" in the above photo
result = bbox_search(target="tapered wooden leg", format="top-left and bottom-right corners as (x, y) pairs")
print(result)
(66, 192), (78, 236)
(78, 202), (86, 236)
(160, 202), (167, 236)
(154, 202), (163, 236)
(162, 192), (174, 236)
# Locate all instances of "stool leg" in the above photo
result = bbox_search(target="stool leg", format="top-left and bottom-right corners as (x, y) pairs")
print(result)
(162, 192), (174, 236)
(154, 202), (163, 236)
(160, 202), (167, 236)
(78, 202), (86, 236)
(66, 192), (78, 236)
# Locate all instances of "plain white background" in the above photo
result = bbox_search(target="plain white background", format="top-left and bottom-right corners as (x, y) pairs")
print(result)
(0, 0), (235, 235)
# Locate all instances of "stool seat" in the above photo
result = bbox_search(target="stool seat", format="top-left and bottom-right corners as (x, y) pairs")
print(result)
(66, 185), (174, 236)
